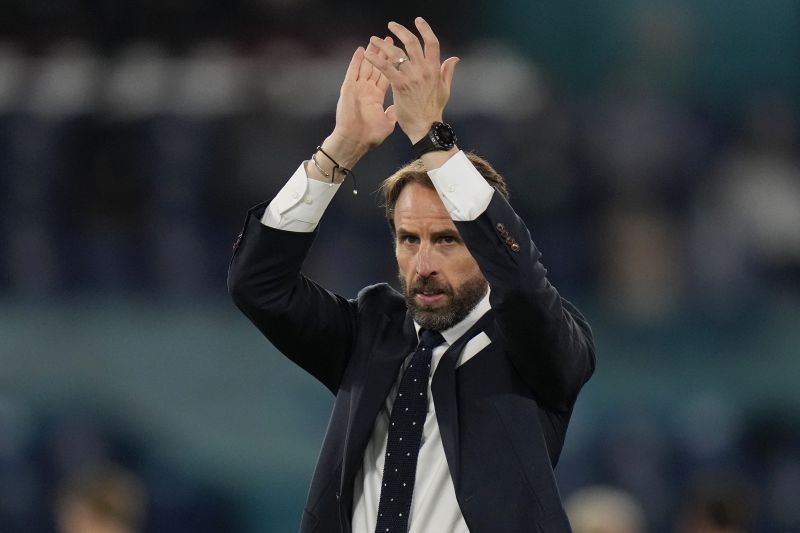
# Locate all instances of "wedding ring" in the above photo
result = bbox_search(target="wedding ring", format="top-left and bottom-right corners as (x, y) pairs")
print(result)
(393, 56), (409, 70)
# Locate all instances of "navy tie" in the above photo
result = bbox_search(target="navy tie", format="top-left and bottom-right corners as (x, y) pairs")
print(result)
(374, 329), (446, 533)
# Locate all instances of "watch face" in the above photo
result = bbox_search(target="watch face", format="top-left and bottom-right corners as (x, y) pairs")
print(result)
(432, 123), (456, 148)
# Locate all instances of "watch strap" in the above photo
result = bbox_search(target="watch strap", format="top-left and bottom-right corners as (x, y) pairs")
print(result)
(412, 122), (456, 159)
(412, 131), (437, 159)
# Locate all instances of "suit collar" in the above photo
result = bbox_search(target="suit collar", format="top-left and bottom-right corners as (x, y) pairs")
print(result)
(340, 309), (417, 520)
(431, 310), (495, 492)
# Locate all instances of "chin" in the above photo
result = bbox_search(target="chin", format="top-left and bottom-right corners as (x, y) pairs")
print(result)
(411, 308), (458, 332)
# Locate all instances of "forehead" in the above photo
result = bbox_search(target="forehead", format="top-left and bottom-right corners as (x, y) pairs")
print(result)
(393, 183), (454, 230)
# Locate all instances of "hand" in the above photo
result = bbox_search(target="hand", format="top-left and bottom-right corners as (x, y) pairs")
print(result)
(309, 38), (397, 183)
(331, 38), (397, 156)
(364, 17), (459, 144)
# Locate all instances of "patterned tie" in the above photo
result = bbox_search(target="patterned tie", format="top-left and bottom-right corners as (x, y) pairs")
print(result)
(374, 329), (446, 533)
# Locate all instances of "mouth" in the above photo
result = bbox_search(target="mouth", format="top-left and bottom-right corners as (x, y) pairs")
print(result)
(414, 289), (447, 307)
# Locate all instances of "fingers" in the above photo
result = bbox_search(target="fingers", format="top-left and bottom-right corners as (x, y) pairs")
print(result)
(387, 21), (424, 63)
(369, 36), (393, 82)
(359, 42), (378, 81)
(365, 37), (402, 84)
(368, 35), (404, 65)
(377, 72), (390, 92)
(414, 17), (440, 64)
(343, 46), (364, 85)
(365, 18), (450, 89)
(441, 56), (460, 91)
(385, 104), (397, 124)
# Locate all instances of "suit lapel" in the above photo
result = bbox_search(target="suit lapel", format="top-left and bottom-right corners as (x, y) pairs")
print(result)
(431, 312), (495, 491)
(340, 312), (417, 504)
(340, 309), (495, 521)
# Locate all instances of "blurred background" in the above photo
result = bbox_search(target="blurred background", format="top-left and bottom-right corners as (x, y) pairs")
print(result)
(1, 0), (799, 532)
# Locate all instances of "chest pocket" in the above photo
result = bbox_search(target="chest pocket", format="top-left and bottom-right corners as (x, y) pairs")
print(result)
(457, 331), (491, 367)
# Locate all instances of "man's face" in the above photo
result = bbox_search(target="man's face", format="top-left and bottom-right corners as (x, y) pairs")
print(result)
(394, 182), (488, 331)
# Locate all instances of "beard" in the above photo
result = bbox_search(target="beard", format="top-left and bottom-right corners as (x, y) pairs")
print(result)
(400, 273), (489, 331)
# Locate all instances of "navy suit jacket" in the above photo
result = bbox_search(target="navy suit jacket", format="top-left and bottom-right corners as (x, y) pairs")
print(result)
(228, 191), (595, 532)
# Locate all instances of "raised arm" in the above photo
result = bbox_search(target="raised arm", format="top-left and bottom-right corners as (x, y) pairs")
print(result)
(228, 39), (398, 393)
(366, 18), (595, 411)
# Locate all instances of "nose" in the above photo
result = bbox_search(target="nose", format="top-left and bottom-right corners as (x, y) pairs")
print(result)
(415, 242), (437, 278)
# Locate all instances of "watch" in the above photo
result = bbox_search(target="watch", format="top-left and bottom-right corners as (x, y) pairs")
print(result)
(411, 121), (457, 159)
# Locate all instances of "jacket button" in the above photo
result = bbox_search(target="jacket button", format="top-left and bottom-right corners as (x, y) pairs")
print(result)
(495, 223), (505, 232)
(335, 491), (340, 500)
(510, 243), (521, 252)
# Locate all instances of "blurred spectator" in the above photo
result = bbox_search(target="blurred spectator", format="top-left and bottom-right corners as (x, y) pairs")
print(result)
(675, 478), (756, 533)
(565, 485), (646, 533)
(690, 93), (800, 307)
(55, 464), (147, 533)
(598, 204), (685, 319)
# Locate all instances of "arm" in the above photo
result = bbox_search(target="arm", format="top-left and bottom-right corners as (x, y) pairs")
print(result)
(366, 18), (595, 411)
(228, 39), (398, 393)
(455, 181), (595, 413)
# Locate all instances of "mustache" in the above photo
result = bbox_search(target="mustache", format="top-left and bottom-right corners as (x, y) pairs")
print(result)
(408, 277), (452, 295)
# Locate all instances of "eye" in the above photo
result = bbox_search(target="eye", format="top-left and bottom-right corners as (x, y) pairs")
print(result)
(438, 235), (458, 244)
(399, 235), (419, 245)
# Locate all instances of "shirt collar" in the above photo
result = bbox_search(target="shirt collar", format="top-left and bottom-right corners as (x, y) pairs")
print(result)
(414, 287), (492, 346)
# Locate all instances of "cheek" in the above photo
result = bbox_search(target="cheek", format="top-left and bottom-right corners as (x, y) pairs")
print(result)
(451, 254), (483, 283)
(396, 249), (411, 278)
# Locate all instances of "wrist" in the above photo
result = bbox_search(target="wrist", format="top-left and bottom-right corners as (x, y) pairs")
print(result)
(420, 146), (459, 170)
(306, 132), (367, 184)
(410, 121), (457, 161)
(405, 118), (442, 145)
(407, 130), (429, 145)
(324, 130), (370, 169)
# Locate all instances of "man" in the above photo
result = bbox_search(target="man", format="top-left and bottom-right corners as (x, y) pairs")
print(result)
(229, 18), (595, 533)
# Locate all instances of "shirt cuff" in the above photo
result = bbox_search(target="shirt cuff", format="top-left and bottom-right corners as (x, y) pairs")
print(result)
(427, 151), (494, 221)
(261, 162), (341, 232)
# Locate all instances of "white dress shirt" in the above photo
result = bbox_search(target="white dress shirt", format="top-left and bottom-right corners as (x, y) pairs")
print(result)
(261, 151), (495, 532)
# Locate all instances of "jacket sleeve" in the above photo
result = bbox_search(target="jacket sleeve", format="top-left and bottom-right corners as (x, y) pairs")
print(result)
(454, 193), (596, 412)
(227, 202), (356, 394)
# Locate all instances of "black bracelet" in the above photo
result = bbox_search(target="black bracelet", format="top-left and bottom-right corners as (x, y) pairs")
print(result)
(316, 145), (358, 195)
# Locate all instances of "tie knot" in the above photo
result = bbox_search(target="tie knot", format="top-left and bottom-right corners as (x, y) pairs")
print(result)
(418, 329), (445, 349)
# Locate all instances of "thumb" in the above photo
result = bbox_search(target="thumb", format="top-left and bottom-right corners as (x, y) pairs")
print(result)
(440, 56), (460, 90)
(385, 104), (397, 123)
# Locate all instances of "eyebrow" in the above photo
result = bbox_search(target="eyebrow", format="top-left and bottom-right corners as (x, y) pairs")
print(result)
(396, 228), (462, 241)
(431, 229), (461, 240)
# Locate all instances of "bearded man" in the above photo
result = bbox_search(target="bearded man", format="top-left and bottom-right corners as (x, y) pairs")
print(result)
(228, 17), (595, 533)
